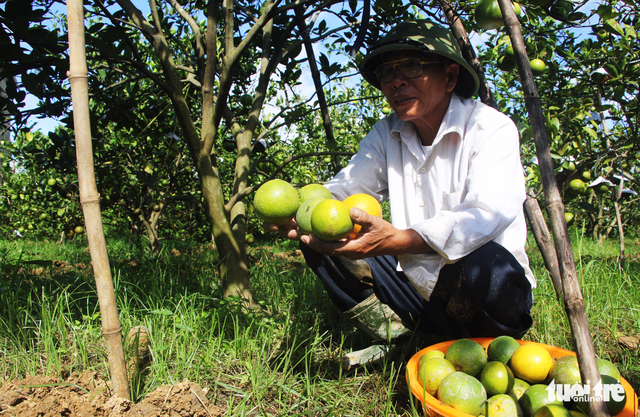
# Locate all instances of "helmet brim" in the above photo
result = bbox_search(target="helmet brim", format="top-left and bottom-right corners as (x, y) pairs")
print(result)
(358, 21), (480, 98)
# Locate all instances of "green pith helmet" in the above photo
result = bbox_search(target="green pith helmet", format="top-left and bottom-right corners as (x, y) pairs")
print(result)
(359, 20), (480, 98)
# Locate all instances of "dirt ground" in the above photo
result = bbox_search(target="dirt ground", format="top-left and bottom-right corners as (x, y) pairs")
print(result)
(0, 371), (222, 417)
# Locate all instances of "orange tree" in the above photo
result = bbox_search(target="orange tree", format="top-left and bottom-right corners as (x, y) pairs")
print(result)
(68, 0), (426, 305)
(471, 0), (639, 246)
(2, 0), (420, 306)
(0, 130), (86, 240)
(5, 0), (638, 300)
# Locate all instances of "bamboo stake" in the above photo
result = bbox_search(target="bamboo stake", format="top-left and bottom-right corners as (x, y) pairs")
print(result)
(496, 0), (608, 415)
(524, 192), (563, 300)
(66, 0), (130, 400)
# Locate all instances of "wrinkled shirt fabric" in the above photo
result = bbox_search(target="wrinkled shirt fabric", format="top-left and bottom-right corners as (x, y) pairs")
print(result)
(325, 94), (536, 301)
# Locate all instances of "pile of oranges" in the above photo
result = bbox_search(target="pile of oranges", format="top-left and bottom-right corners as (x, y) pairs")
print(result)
(410, 337), (629, 417)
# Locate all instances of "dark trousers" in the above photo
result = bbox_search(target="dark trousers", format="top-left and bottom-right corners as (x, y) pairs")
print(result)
(300, 241), (533, 339)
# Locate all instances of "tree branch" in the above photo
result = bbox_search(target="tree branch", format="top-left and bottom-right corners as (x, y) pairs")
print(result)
(167, 0), (206, 82)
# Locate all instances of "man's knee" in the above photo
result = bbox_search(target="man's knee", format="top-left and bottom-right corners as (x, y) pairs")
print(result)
(435, 242), (533, 337)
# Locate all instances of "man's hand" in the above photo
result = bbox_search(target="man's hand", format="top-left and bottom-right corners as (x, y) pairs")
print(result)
(300, 208), (433, 259)
(263, 218), (305, 241)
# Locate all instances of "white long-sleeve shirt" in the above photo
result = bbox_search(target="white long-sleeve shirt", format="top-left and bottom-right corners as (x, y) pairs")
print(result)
(325, 94), (536, 301)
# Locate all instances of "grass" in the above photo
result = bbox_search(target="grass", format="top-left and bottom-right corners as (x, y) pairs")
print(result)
(1, 229), (639, 416)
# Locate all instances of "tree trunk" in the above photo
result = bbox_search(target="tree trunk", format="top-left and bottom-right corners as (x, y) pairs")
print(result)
(439, 0), (498, 110)
(137, 211), (162, 256)
(115, 0), (257, 308)
(497, 0), (609, 415)
(66, 0), (130, 400)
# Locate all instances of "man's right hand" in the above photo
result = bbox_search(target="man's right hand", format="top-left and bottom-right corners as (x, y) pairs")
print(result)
(263, 219), (304, 241)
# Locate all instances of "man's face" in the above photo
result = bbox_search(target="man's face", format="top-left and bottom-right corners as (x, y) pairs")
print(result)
(378, 50), (459, 129)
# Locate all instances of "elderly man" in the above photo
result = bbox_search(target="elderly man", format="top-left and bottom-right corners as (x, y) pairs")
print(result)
(267, 20), (535, 362)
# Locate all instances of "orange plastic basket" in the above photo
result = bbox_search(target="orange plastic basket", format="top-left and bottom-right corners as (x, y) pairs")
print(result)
(406, 338), (639, 417)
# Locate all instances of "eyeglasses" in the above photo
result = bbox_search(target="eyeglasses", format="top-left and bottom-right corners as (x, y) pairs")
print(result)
(375, 58), (444, 84)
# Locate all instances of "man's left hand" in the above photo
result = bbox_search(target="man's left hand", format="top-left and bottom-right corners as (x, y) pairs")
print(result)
(300, 208), (433, 259)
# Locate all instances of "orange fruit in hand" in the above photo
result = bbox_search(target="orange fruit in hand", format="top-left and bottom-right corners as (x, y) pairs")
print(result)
(310, 199), (353, 241)
(254, 179), (300, 224)
(342, 193), (383, 238)
(298, 183), (332, 203)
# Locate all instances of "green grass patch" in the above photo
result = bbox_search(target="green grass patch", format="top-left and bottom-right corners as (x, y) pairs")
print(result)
(1, 232), (639, 415)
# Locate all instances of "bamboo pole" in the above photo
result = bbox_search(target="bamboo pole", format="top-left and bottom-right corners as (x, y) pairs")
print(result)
(524, 192), (563, 300)
(496, 0), (608, 415)
(66, 0), (130, 400)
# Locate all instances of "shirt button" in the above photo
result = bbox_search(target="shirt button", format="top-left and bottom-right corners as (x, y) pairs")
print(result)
(420, 167), (426, 173)
(419, 201), (425, 207)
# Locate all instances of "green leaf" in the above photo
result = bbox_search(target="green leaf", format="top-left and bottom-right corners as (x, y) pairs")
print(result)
(603, 18), (624, 36)
(624, 24), (637, 39)
(583, 126), (598, 140)
(151, 308), (174, 316)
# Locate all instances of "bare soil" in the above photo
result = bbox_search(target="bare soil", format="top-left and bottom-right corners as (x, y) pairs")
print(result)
(0, 371), (222, 417)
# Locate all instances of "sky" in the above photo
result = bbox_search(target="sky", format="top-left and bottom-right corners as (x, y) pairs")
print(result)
(27, 0), (604, 135)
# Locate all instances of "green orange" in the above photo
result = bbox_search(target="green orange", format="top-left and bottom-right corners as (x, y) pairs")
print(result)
(417, 357), (456, 396)
(481, 393), (523, 416)
(572, 375), (626, 416)
(480, 361), (515, 396)
(437, 371), (487, 416)
(418, 350), (446, 368)
(487, 335), (521, 364)
(597, 358), (621, 382)
(519, 384), (563, 417)
(475, 0), (522, 30)
(530, 59), (547, 76)
(548, 356), (581, 386)
(296, 197), (326, 235)
(310, 199), (353, 241)
(445, 338), (488, 377)
(534, 404), (573, 417)
(254, 179), (300, 224)
(568, 178), (587, 194)
(298, 184), (332, 203)
(510, 378), (530, 401)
